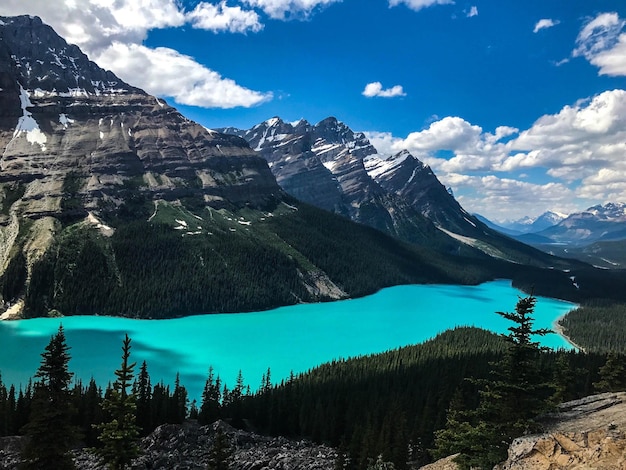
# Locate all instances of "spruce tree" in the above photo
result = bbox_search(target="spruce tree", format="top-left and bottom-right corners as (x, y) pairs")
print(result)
(593, 352), (626, 392)
(433, 295), (552, 469)
(207, 427), (233, 470)
(21, 325), (78, 470)
(135, 361), (152, 434)
(95, 334), (140, 469)
(199, 367), (222, 425)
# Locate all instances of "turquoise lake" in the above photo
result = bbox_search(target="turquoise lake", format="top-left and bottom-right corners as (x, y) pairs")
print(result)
(0, 280), (575, 399)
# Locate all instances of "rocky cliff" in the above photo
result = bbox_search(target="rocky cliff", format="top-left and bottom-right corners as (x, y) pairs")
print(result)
(0, 14), (279, 228)
(423, 392), (626, 470)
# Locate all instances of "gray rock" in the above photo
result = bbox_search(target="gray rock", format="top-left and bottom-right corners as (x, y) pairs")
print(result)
(0, 421), (337, 470)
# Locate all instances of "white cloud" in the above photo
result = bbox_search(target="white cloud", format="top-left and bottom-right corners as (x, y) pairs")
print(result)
(388, 0), (454, 12)
(0, 0), (271, 108)
(95, 43), (272, 108)
(364, 89), (626, 219)
(362, 82), (407, 98)
(467, 6), (478, 18)
(533, 18), (559, 33)
(402, 117), (482, 152)
(187, 1), (263, 33)
(574, 12), (626, 76)
(449, 175), (576, 221)
(242, 0), (341, 19)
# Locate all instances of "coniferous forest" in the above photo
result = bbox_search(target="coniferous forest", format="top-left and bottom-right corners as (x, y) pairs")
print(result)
(0, 296), (619, 469)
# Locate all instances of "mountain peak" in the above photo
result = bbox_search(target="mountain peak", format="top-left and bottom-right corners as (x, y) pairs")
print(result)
(585, 202), (626, 219)
(0, 14), (141, 96)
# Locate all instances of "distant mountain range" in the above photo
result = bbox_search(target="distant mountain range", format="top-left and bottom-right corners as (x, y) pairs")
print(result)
(478, 203), (626, 267)
(478, 211), (568, 235)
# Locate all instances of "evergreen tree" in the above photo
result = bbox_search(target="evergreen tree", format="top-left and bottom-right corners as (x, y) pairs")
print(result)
(593, 352), (626, 392)
(199, 367), (222, 425)
(135, 361), (152, 434)
(21, 326), (78, 470)
(95, 334), (140, 469)
(433, 295), (552, 469)
(169, 373), (188, 424)
(207, 427), (233, 470)
(551, 354), (586, 404)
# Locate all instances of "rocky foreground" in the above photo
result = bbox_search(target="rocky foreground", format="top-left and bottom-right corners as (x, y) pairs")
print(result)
(4, 394), (626, 469)
(424, 392), (626, 470)
(0, 420), (337, 470)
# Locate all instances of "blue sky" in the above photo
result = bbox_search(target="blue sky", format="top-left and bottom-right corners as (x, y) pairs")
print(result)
(3, 0), (626, 220)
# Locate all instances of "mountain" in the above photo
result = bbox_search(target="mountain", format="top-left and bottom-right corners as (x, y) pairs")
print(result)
(222, 117), (449, 248)
(535, 203), (626, 246)
(485, 211), (568, 235)
(221, 117), (569, 266)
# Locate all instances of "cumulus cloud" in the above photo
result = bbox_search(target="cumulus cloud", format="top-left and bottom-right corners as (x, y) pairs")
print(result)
(0, 0), (271, 108)
(241, 0), (341, 19)
(467, 6), (478, 18)
(449, 175), (576, 221)
(388, 0), (454, 11)
(533, 18), (559, 33)
(362, 82), (407, 98)
(574, 12), (626, 76)
(364, 89), (626, 219)
(96, 43), (272, 108)
(187, 1), (263, 33)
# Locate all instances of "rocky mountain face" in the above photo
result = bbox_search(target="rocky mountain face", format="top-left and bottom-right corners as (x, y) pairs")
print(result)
(0, 16), (281, 214)
(0, 420), (337, 469)
(0, 16), (283, 311)
(223, 117), (566, 265)
(222, 117), (451, 247)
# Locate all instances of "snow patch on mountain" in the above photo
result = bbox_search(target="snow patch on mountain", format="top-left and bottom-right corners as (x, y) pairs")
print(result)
(13, 85), (47, 151)
(363, 151), (412, 180)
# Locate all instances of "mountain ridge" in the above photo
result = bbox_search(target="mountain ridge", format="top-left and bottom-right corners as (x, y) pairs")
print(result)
(220, 116), (573, 267)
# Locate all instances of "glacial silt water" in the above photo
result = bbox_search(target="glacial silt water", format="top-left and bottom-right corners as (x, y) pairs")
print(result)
(0, 280), (575, 398)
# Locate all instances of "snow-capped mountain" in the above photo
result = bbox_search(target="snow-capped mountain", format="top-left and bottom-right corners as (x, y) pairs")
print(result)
(498, 211), (568, 234)
(222, 117), (563, 264)
(0, 15), (279, 223)
(537, 203), (626, 245)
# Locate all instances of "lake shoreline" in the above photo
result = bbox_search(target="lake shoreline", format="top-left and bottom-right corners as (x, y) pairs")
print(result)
(553, 314), (585, 352)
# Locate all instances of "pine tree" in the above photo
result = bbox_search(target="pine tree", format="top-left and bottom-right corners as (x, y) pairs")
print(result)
(432, 295), (552, 469)
(207, 427), (233, 470)
(593, 352), (626, 392)
(199, 367), (222, 425)
(169, 373), (188, 424)
(21, 326), (79, 470)
(95, 334), (140, 469)
(135, 361), (152, 434)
